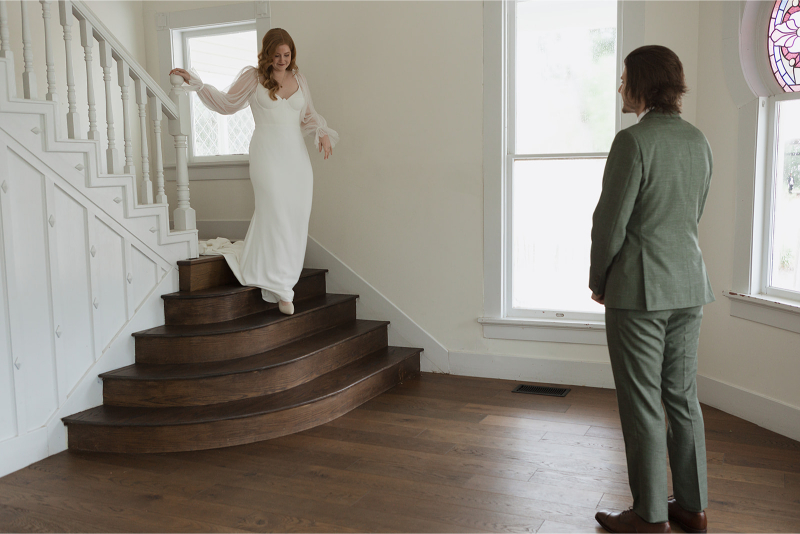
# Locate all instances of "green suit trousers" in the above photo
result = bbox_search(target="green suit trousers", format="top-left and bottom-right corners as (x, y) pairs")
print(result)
(605, 306), (708, 523)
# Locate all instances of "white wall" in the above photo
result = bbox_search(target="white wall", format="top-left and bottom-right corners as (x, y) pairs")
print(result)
(694, 2), (800, 413)
(142, 2), (799, 433)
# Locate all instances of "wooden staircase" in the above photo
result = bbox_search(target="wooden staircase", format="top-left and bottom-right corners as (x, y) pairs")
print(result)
(62, 256), (421, 453)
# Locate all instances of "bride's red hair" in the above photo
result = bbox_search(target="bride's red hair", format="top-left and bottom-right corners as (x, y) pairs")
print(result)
(257, 28), (298, 101)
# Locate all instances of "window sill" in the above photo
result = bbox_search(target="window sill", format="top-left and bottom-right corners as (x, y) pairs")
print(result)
(477, 317), (607, 346)
(723, 290), (800, 335)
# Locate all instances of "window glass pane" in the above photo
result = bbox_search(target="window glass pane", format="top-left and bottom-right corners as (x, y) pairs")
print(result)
(767, 0), (800, 93)
(770, 99), (800, 293)
(515, 1), (617, 155)
(512, 158), (605, 313)
(187, 30), (256, 156)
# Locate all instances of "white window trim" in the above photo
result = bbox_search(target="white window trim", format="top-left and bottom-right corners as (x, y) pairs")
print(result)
(156, 1), (270, 174)
(725, 1), (800, 335)
(480, 0), (645, 345)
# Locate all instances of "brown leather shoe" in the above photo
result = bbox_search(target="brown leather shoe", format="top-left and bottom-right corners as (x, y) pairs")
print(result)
(595, 509), (671, 533)
(667, 497), (707, 533)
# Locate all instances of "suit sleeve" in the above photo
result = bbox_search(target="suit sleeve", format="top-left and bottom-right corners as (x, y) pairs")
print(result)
(697, 143), (713, 224)
(589, 129), (643, 297)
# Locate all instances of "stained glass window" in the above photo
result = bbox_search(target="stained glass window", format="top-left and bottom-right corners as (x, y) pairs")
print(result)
(769, 0), (800, 92)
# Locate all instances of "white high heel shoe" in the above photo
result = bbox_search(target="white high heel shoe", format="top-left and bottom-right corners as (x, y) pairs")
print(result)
(278, 300), (294, 315)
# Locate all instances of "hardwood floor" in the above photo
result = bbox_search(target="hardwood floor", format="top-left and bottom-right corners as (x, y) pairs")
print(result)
(2, 373), (799, 533)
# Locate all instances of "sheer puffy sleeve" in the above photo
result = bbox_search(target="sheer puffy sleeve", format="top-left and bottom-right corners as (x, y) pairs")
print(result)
(296, 71), (339, 149)
(184, 66), (259, 115)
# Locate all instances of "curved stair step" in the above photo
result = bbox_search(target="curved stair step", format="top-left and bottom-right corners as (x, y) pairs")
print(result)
(63, 346), (421, 453)
(102, 320), (389, 407)
(133, 294), (358, 364)
(162, 268), (328, 325)
(177, 255), (236, 292)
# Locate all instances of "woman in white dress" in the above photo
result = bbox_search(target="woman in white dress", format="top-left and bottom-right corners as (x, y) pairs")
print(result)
(170, 28), (338, 315)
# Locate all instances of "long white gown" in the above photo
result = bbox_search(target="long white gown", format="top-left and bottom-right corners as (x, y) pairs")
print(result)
(186, 67), (338, 303)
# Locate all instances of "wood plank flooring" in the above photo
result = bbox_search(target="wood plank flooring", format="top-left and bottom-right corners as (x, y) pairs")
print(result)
(2, 372), (799, 533)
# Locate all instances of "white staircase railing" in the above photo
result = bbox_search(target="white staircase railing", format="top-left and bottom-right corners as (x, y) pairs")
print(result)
(0, 0), (196, 231)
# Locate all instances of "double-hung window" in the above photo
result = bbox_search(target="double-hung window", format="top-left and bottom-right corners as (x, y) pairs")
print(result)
(507, 1), (619, 321)
(480, 0), (633, 344)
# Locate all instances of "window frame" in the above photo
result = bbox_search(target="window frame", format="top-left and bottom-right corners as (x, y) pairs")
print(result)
(156, 1), (270, 178)
(761, 93), (800, 302)
(724, 0), (800, 335)
(180, 22), (258, 165)
(480, 0), (645, 344)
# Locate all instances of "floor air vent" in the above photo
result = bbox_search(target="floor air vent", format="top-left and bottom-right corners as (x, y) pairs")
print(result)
(512, 385), (570, 397)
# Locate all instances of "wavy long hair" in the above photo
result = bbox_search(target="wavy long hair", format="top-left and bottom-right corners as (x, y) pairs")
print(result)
(257, 28), (298, 101)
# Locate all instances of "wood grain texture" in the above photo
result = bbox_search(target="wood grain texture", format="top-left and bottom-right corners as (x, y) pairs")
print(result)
(64, 348), (421, 453)
(177, 255), (239, 292)
(103, 321), (388, 407)
(5, 374), (799, 533)
(164, 269), (327, 325)
(133, 295), (357, 364)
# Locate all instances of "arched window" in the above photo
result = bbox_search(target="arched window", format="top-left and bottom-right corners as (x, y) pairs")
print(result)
(768, 0), (800, 93)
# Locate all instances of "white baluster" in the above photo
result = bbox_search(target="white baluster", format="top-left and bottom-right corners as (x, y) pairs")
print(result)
(79, 18), (98, 140)
(117, 58), (134, 175)
(135, 78), (152, 204)
(40, 0), (57, 101)
(0, 1), (12, 59)
(169, 74), (195, 231)
(20, 0), (38, 99)
(59, 0), (79, 138)
(150, 96), (166, 205)
(98, 38), (117, 174)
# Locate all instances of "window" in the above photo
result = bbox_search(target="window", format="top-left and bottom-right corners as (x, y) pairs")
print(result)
(724, 0), (800, 334)
(508, 0), (618, 320)
(183, 25), (257, 160)
(155, 2), (270, 176)
(480, 0), (644, 344)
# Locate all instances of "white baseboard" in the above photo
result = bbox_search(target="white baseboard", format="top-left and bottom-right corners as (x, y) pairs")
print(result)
(447, 351), (616, 389)
(696, 374), (800, 442)
(304, 236), (451, 373)
(0, 428), (49, 479)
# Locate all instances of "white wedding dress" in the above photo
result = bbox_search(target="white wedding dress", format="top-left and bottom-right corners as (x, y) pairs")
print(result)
(186, 67), (338, 303)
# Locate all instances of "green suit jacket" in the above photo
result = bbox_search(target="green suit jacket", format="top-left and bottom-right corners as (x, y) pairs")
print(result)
(589, 111), (715, 311)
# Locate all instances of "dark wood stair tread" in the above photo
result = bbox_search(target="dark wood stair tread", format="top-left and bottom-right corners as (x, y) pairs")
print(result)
(162, 269), (327, 300)
(134, 294), (357, 338)
(102, 320), (388, 381)
(64, 346), (421, 427)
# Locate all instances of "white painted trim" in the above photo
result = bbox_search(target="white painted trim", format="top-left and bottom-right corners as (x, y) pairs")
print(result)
(482, 1), (646, 340)
(448, 351), (614, 389)
(303, 236), (450, 374)
(696, 374), (800, 443)
(0, 427), (49, 479)
(478, 317), (607, 346)
(724, 290), (800, 335)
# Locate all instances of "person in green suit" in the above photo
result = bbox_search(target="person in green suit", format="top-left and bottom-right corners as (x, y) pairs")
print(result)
(591, 45), (714, 534)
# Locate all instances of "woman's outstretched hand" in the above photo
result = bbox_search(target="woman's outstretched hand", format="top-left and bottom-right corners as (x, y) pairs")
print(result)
(319, 135), (333, 160)
(169, 68), (191, 84)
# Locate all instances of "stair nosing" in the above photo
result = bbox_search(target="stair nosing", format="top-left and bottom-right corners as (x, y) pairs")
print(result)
(133, 293), (359, 338)
(65, 347), (422, 427)
(162, 269), (328, 300)
(101, 320), (390, 381)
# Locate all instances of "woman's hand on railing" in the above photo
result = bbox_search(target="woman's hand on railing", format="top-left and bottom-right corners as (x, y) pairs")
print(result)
(169, 68), (191, 84)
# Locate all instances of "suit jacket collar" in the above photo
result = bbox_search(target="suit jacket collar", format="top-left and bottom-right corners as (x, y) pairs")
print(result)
(639, 110), (681, 122)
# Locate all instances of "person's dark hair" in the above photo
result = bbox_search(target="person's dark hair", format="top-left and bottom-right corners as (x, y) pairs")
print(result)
(623, 45), (687, 114)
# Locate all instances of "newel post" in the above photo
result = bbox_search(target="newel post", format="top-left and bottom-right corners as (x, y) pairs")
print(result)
(168, 73), (195, 231)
